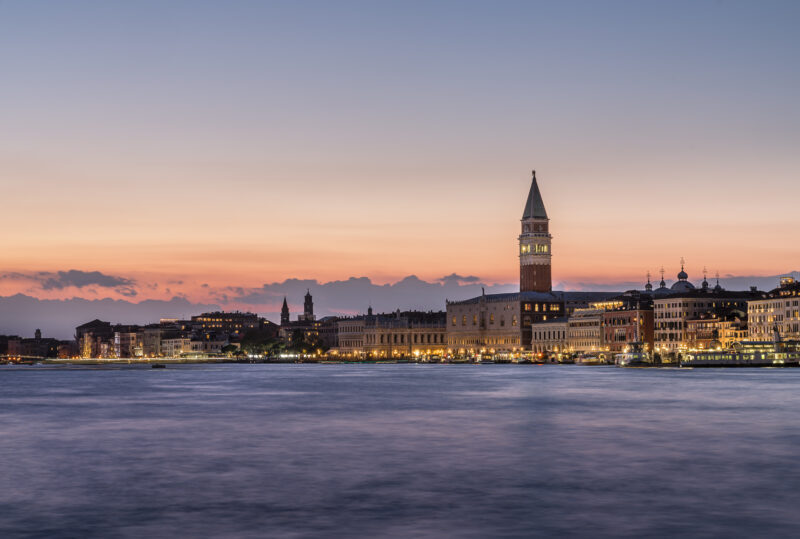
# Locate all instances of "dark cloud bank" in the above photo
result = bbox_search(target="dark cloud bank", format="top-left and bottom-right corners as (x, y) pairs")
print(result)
(228, 274), (516, 319)
(2, 269), (138, 297)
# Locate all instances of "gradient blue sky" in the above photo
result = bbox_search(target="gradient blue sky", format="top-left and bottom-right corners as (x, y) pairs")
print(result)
(1, 1), (799, 310)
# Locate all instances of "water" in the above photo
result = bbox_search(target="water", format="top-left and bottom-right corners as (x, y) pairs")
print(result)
(2, 364), (800, 538)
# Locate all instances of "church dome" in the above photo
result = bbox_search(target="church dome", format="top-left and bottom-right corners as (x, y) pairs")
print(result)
(670, 280), (695, 292)
(674, 260), (691, 288)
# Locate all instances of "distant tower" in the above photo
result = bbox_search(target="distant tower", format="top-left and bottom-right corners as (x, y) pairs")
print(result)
(659, 266), (666, 288)
(367, 305), (373, 316)
(280, 297), (290, 325)
(34, 328), (41, 341)
(519, 170), (552, 293)
(303, 289), (315, 321)
(645, 271), (653, 292)
(702, 266), (709, 290)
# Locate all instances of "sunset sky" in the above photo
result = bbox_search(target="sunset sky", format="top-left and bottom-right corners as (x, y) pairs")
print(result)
(2, 1), (799, 319)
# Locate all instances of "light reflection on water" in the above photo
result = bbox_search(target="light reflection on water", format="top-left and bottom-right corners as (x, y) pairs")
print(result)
(2, 364), (800, 538)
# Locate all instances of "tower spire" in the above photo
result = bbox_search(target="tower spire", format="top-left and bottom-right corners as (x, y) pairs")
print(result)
(280, 296), (290, 325)
(521, 169), (548, 220)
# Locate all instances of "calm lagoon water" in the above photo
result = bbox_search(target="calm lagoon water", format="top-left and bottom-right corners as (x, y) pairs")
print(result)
(2, 364), (800, 538)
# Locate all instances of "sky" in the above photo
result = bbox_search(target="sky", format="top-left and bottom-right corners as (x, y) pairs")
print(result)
(1, 1), (799, 333)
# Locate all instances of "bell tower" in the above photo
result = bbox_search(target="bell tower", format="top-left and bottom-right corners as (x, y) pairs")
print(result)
(280, 297), (290, 325)
(519, 170), (552, 293)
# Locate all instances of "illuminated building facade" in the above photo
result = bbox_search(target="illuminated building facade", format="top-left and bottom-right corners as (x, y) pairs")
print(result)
(748, 277), (800, 340)
(684, 312), (747, 350)
(566, 309), (605, 353)
(75, 319), (114, 358)
(192, 311), (262, 337)
(363, 310), (446, 359)
(447, 292), (524, 354)
(595, 291), (655, 353)
(337, 316), (366, 355)
(654, 270), (760, 355)
(114, 326), (141, 358)
(530, 317), (568, 356)
(332, 309), (445, 358)
(161, 337), (192, 358)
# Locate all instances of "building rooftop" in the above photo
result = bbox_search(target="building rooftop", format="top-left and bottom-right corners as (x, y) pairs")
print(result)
(654, 288), (763, 301)
(447, 290), (620, 306)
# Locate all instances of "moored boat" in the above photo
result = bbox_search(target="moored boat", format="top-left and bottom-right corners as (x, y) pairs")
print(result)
(615, 342), (652, 367)
(681, 335), (800, 367)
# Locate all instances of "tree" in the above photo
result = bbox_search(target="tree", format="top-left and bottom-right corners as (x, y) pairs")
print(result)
(240, 329), (282, 356)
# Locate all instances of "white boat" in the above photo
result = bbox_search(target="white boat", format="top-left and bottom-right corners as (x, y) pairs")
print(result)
(615, 342), (652, 367)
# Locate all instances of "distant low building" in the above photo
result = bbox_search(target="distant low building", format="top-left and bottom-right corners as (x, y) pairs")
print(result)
(4, 329), (61, 358)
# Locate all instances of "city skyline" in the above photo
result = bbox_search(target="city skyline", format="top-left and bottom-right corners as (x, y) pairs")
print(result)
(2, 170), (797, 340)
